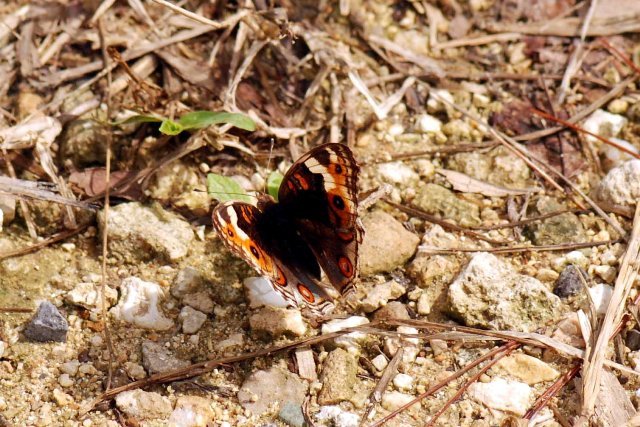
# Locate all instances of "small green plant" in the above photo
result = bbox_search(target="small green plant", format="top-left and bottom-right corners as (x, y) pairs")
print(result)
(117, 110), (256, 135)
(206, 174), (252, 203)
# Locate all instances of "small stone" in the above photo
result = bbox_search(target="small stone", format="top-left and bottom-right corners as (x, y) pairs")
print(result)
(392, 373), (414, 391)
(115, 389), (172, 420)
(551, 313), (585, 348)
(593, 265), (617, 283)
(52, 388), (74, 406)
(321, 316), (370, 353)
(416, 114), (443, 134)
(238, 367), (308, 416)
(215, 333), (245, 353)
(90, 334), (103, 347)
(371, 354), (388, 371)
(179, 306), (207, 334)
(124, 362), (146, 380)
(594, 160), (640, 206)
(278, 402), (305, 427)
(589, 284), (614, 315)
(429, 339), (448, 356)
(169, 396), (214, 427)
(244, 276), (289, 309)
(58, 373), (74, 388)
(360, 280), (406, 313)
(141, 340), (190, 375)
(388, 123), (405, 136)
(60, 360), (80, 376)
(316, 406), (360, 427)
(373, 301), (410, 322)
(525, 199), (587, 245)
(554, 265), (588, 298)
(182, 291), (214, 314)
(583, 109), (627, 143)
(171, 267), (204, 298)
(417, 292), (431, 315)
(0, 341), (5, 358)
(627, 330), (640, 351)
(377, 162), (419, 185)
(24, 301), (69, 342)
(249, 307), (306, 338)
(381, 391), (414, 411)
(565, 251), (589, 268)
(318, 349), (359, 405)
(65, 282), (117, 309)
(359, 211), (420, 276)
(608, 99), (629, 114)
(98, 202), (194, 262)
(494, 354), (559, 385)
(448, 252), (560, 332)
(468, 378), (532, 416)
(110, 277), (173, 331)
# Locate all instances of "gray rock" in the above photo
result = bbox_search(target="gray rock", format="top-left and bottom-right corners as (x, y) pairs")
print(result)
(141, 340), (190, 375)
(115, 389), (172, 420)
(524, 197), (586, 245)
(182, 291), (214, 314)
(554, 265), (588, 298)
(448, 252), (561, 332)
(238, 367), (308, 416)
(626, 329), (640, 351)
(318, 348), (359, 405)
(372, 301), (410, 322)
(171, 266), (204, 298)
(412, 183), (481, 227)
(98, 202), (194, 263)
(359, 280), (406, 313)
(249, 307), (306, 338)
(179, 306), (207, 334)
(278, 401), (306, 427)
(359, 211), (420, 276)
(23, 301), (68, 342)
(594, 159), (640, 206)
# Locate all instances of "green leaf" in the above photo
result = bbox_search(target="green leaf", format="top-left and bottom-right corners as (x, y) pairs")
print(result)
(112, 114), (165, 126)
(158, 119), (184, 135)
(179, 111), (256, 131)
(266, 171), (284, 201)
(207, 173), (252, 203)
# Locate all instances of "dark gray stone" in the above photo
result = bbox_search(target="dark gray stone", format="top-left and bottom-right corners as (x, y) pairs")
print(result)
(278, 401), (306, 427)
(23, 301), (68, 342)
(626, 330), (640, 351)
(554, 265), (588, 298)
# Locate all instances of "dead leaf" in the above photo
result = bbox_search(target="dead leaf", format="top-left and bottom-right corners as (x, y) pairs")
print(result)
(69, 168), (146, 200)
(437, 168), (541, 196)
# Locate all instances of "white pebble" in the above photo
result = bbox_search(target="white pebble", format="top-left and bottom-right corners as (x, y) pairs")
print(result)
(468, 377), (532, 416)
(0, 341), (5, 358)
(393, 373), (414, 391)
(110, 277), (173, 330)
(58, 373), (74, 387)
(583, 109), (627, 142)
(90, 334), (103, 347)
(388, 123), (405, 136)
(589, 284), (614, 314)
(377, 163), (418, 186)
(416, 114), (442, 133)
(565, 251), (588, 268)
(60, 360), (80, 376)
(381, 391), (415, 411)
(371, 354), (388, 371)
(179, 306), (207, 334)
(322, 316), (370, 353)
(244, 276), (289, 309)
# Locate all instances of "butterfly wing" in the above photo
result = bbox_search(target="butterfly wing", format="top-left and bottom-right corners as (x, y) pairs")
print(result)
(278, 143), (362, 296)
(212, 201), (334, 315)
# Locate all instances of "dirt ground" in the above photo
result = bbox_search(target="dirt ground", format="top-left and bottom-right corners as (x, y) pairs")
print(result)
(2, 0), (640, 426)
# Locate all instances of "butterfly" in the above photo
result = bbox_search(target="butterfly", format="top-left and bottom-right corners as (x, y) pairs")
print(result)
(212, 143), (363, 315)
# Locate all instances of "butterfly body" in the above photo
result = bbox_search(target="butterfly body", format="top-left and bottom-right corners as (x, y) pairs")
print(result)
(212, 143), (362, 315)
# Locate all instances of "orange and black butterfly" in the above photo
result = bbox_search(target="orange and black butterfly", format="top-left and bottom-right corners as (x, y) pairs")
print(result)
(212, 143), (362, 315)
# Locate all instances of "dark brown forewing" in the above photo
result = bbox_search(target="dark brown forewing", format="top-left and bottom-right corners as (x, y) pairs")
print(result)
(278, 143), (362, 295)
(211, 201), (335, 315)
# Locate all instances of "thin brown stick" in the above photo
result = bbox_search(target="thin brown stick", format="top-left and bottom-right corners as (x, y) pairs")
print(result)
(523, 364), (581, 420)
(383, 198), (510, 245)
(361, 348), (404, 426)
(97, 17), (115, 393)
(367, 342), (517, 427)
(0, 307), (33, 313)
(419, 239), (618, 255)
(470, 208), (591, 230)
(425, 341), (519, 427)
(362, 142), (500, 165)
(0, 223), (89, 260)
